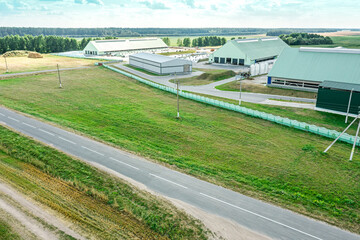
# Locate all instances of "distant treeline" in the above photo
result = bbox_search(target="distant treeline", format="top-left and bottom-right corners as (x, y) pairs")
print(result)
(0, 27), (350, 38)
(0, 35), (101, 54)
(279, 33), (333, 45)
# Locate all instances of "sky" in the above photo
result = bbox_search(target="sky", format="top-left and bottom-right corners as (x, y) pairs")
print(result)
(0, 0), (359, 28)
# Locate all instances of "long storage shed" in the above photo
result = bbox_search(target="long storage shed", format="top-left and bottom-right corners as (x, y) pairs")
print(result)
(129, 53), (192, 75)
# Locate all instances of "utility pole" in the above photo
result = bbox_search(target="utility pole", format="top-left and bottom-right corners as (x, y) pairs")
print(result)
(4, 55), (8, 73)
(176, 72), (180, 119)
(237, 75), (243, 105)
(345, 88), (354, 123)
(350, 110), (360, 161)
(57, 64), (62, 88)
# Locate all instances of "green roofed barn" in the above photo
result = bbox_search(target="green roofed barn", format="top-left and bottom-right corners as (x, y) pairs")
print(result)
(83, 38), (168, 56)
(209, 37), (289, 66)
(267, 47), (360, 92)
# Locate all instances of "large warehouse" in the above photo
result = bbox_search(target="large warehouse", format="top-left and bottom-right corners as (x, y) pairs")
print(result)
(267, 47), (360, 91)
(316, 81), (360, 114)
(83, 38), (168, 56)
(129, 53), (192, 75)
(208, 37), (289, 66)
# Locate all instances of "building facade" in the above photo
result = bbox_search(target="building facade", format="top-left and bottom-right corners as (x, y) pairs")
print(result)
(316, 81), (360, 114)
(208, 38), (289, 66)
(267, 47), (360, 92)
(83, 38), (168, 56)
(129, 53), (192, 75)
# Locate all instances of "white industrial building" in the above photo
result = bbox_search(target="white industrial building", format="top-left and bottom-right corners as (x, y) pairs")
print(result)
(129, 53), (192, 75)
(83, 38), (168, 56)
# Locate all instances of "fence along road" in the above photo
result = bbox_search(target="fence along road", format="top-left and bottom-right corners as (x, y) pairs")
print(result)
(1, 107), (359, 240)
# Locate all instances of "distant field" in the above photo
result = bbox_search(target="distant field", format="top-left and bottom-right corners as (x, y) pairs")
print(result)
(0, 126), (207, 239)
(0, 54), (98, 74)
(293, 35), (360, 49)
(0, 67), (359, 233)
(317, 31), (360, 37)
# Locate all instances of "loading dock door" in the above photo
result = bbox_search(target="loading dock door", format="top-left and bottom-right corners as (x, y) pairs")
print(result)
(220, 58), (225, 64)
(183, 64), (190, 73)
(232, 59), (238, 65)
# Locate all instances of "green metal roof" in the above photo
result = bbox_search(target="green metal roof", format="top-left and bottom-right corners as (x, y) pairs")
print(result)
(232, 38), (289, 60)
(320, 80), (360, 92)
(268, 47), (360, 84)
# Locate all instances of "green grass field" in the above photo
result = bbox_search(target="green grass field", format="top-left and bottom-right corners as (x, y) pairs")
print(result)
(0, 67), (359, 233)
(170, 69), (235, 86)
(293, 35), (360, 49)
(0, 126), (207, 239)
(216, 81), (318, 99)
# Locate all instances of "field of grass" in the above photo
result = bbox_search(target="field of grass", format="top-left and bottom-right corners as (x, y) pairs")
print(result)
(216, 81), (318, 99)
(293, 35), (360, 49)
(0, 126), (207, 239)
(188, 91), (360, 136)
(123, 64), (165, 76)
(170, 69), (235, 86)
(0, 54), (98, 74)
(0, 67), (359, 233)
(0, 219), (22, 240)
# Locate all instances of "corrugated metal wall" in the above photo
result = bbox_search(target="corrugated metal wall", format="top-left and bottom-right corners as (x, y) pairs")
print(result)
(316, 88), (360, 114)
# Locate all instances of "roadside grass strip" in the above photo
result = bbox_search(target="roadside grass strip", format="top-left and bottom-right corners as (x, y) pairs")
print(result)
(103, 64), (360, 147)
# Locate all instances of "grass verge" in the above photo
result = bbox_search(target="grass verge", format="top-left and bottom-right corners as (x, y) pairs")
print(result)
(0, 126), (207, 239)
(215, 81), (317, 99)
(170, 69), (235, 85)
(0, 67), (359, 233)
(0, 218), (22, 240)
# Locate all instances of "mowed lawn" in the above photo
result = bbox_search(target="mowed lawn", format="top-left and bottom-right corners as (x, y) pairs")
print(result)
(0, 67), (359, 232)
(0, 54), (98, 74)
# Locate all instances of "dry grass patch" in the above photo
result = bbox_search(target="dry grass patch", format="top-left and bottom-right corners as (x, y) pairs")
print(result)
(0, 54), (98, 74)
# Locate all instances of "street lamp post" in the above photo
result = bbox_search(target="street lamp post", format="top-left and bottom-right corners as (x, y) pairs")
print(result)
(4, 55), (9, 73)
(173, 72), (180, 119)
(236, 74), (244, 105)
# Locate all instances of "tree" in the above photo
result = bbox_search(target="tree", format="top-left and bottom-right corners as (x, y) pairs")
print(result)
(176, 38), (183, 47)
(183, 38), (191, 47)
(161, 37), (170, 46)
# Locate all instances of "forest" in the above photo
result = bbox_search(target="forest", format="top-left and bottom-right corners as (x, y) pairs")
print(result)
(279, 33), (333, 45)
(0, 35), (94, 54)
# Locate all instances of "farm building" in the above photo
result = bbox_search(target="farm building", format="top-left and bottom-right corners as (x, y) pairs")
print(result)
(267, 47), (360, 92)
(208, 37), (289, 66)
(83, 38), (168, 56)
(129, 53), (192, 75)
(316, 81), (360, 114)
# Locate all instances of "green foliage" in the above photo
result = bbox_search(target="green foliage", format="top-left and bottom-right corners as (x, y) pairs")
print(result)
(279, 33), (333, 45)
(191, 36), (227, 47)
(0, 35), (90, 54)
(182, 38), (191, 47)
(161, 37), (170, 46)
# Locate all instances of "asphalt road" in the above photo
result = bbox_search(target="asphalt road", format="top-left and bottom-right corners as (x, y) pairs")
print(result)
(113, 64), (316, 107)
(0, 106), (359, 240)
